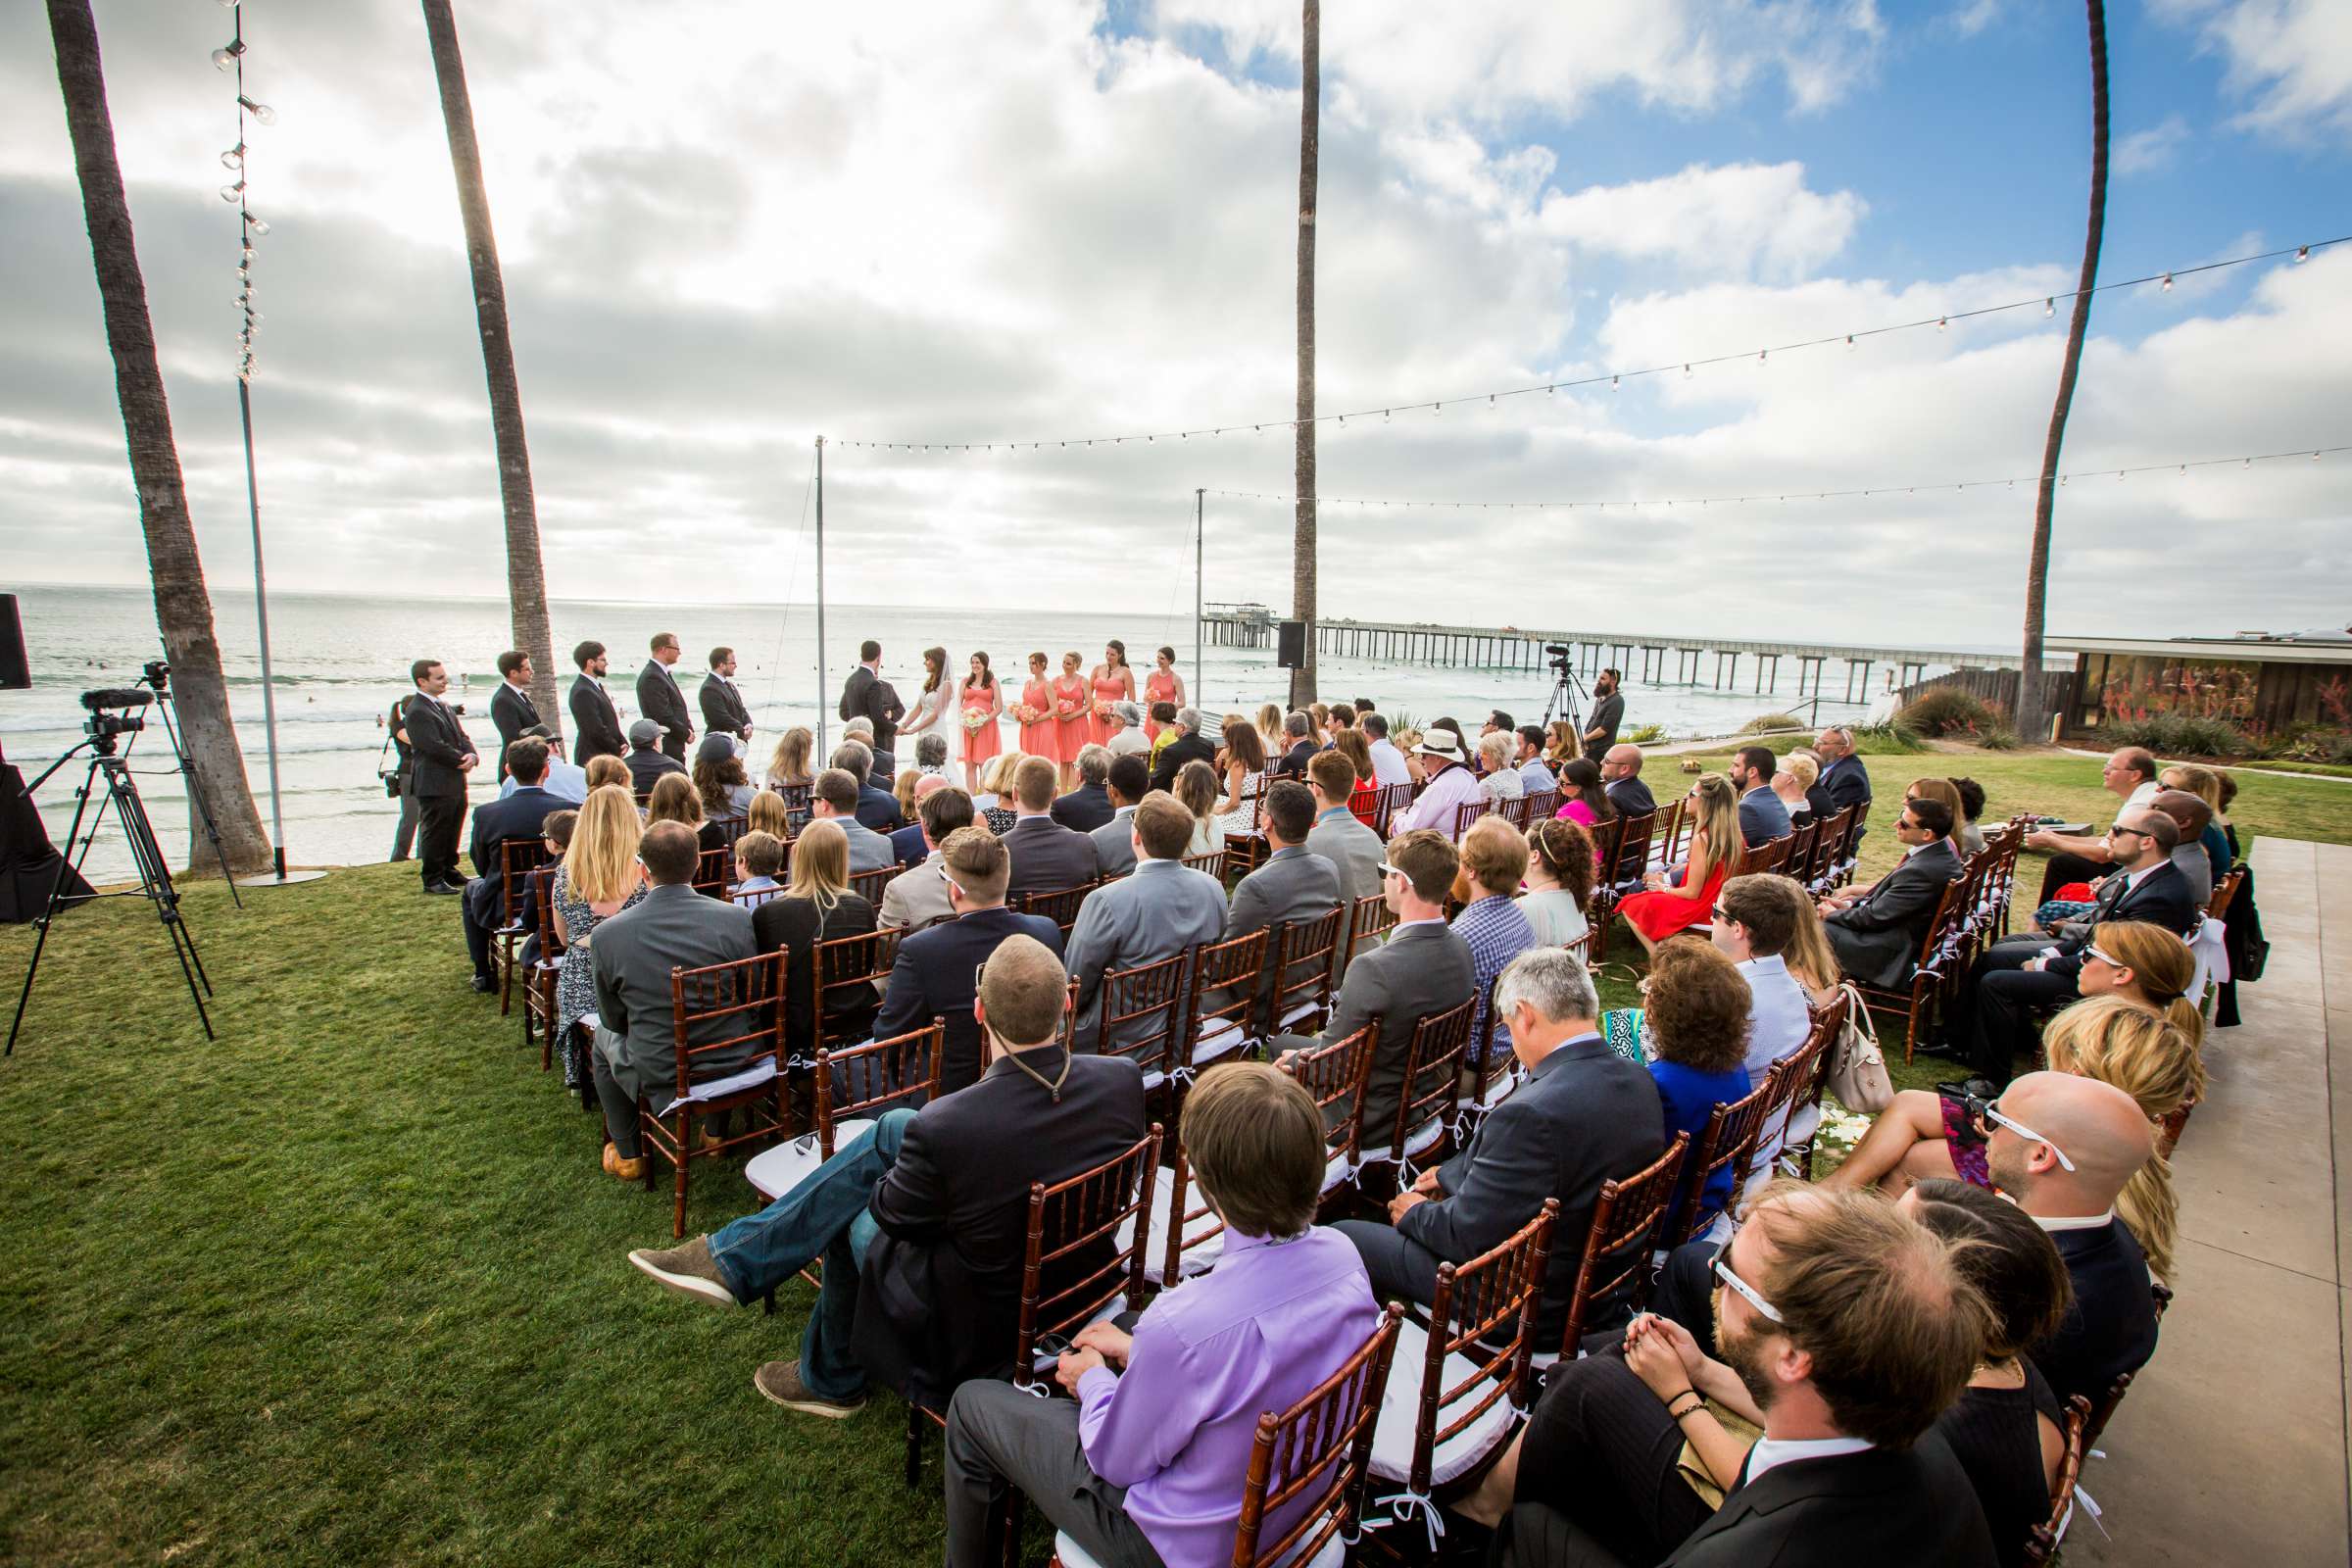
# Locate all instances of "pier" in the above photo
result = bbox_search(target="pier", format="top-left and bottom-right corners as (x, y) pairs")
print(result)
(1196, 611), (2068, 702)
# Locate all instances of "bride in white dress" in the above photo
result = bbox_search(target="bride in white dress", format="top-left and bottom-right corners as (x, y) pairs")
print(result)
(899, 645), (956, 772)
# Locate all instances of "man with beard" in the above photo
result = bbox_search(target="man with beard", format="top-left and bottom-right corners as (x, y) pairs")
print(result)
(1582, 669), (1625, 762)
(1454, 1184), (1996, 1568)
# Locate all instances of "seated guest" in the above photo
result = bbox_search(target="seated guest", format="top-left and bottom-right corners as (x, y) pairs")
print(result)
(750, 817), (877, 1058)
(1617, 775), (1742, 954)
(1954, 775), (1989, 857)
(1906, 776), (1970, 858)
(1334, 948), (1661, 1346)
(1329, 727), (1378, 805)
(1304, 750), (1383, 903)
(1820, 796), (1962, 987)
(809, 766), (896, 872)
(1387, 727), (1483, 839)
(1148, 706), (1218, 794)
(1004, 755), (1100, 898)
(1769, 752), (1817, 828)
(1211, 715), (1268, 829)
(1065, 793), (1230, 1053)
(889, 774), (951, 867)
(550, 785), (648, 1090)
(1146, 702), (1181, 760)
(942, 1062), (1376, 1568)
(731, 830), (786, 909)
(1788, 748), (1837, 822)
(1051, 744), (1115, 832)
(1518, 818), (1593, 950)
(1731, 745), (1791, 848)
(1273, 829), (1475, 1151)
(498, 723), (587, 804)
(974, 750), (1023, 833)
(1543, 720), (1579, 768)
(914, 731), (950, 777)
(460, 737), (564, 994)
(840, 714), (894, 784)
(871, 828), (1062, 1093)
(2159, 764), (2233, 881)
(587, 820), (758, 1180)
(832, 740), (902, 831)
(1515, 725), (1557, 795)
(880, 785), (975, 933)
(1459, 1183), (1994, 1568)
(1269, 710), (1316, 778)
(1933, 808), (2196, 1083)
(2075, 917), (2207, 1046)
(1813, 723), (1873, 818)
(624, 935), (1146, 1421)
(1553, 758), (1613, 828)
(1642, 940), (1755, 1230)
(1709, 872), (1829, 1179)
(694, 733), (756, 827)
(1906, 1180), (2073, 1568)
(1477, 730), (1528, 804)
(2149, 788), (2217, 908)
(1220, 780), (1342, 1016)
(764, 724), (815, 799)
(1102, 701), (1151, 759)
(623, 717), (685, 796)
(1361, 710), (1413, 788)
(746, 782), (796, 844)
(647, 770), (724, 854)
(1089, 755), (1149, 878)
(1176, 760), (1228, 855)
(1600, 742), (1656, 820)
(583, 752), (630, 795)
(2024, 747), (2160, 904)
(1454, 815), (1537, 1064)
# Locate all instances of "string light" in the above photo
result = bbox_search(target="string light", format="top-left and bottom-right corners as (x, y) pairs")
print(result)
(216, 3), (271, 382)
(831, 235), (2345, 451)
(2160, 273), (2174, 292)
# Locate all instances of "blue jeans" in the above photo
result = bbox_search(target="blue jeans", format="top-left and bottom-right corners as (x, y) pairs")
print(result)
(706, 1108), (913, 1400)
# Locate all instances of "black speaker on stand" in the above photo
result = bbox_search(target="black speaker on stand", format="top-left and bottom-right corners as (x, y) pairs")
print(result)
(1276, 619), (1308, 670)
(0, 595), (97, 925)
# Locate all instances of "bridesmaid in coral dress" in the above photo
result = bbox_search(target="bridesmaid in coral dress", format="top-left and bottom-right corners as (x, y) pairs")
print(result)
(958, 652), (1004, 793)
(1089, 641), (1137, 747)
(1017, 652), (1057, 772)
(1144, 646), (1184, 740)
(1052, 652), (1091, 789)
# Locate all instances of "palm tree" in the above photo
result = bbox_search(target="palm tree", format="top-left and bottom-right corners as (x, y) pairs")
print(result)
(1288, 0), (1320, 711)
(2017, 0), (2108, 740)
(45, 0), (270, 877)
(419, 0), (562, 748)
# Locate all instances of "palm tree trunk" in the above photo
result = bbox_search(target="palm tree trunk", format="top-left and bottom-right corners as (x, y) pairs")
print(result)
(419, 0), (562, 748)
(2017, 0), (2108, 741)
(1288, 0), (1320, 712)
(46, 0), (271, 877)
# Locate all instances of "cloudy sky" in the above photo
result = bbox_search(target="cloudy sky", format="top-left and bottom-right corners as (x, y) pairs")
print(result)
(2, 0), (2346, 644)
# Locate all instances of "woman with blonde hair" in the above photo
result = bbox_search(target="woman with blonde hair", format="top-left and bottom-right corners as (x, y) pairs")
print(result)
(1175, 759), (1226, 856)
(1778, 885), (1843, 1004)
(1770, 752), (1818, 828)
(2078, 918), (2205, 1054)
(2041, 996), (2195, 1278)
(1616, 774), (1740, 952)
(765, 726), (814, 801)
(1255, 702), (1285, 759)
(550, 784), (648, 1087)
(2160, 762), (2235, 879)
(976, 751), (1024, 833)
(647, 771), (721, 853)
(750, 817), (877, 1059)
(747, 789), (792, 843)
(892, 768), (922, 825)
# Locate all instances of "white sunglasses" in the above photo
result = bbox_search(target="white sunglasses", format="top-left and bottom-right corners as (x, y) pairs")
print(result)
(1713, 1254), (1783, 1324)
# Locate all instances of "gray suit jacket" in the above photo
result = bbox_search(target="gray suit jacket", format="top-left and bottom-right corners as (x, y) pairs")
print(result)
(1282, 919), (1475, 1153)
(878, 849), (956, 931)
(1089, 806), (1139, 877)
(589, 883), (758, 1102)
(1005, 813), (1101, 899)
(839, 817), (898, 872)
(1305, 809), (1385, 903)
(1823, 838), (1964, 988)
(1063, 859), (1230, 1053)
(1222, 845), (1342, 1013)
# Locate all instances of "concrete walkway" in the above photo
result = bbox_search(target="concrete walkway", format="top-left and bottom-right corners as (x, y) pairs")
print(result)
(2071, 836), (2348, 1566)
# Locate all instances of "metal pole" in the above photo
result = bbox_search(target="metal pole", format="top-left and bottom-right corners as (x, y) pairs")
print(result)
(238, 376), (284, 874)
(813, 435), (827, 755)
(1194, 487), (1204, 710)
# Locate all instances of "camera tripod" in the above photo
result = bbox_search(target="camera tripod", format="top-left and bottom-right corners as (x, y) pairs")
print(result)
(7, 736), (214, 1055)
(1539, 658), (1588, 747)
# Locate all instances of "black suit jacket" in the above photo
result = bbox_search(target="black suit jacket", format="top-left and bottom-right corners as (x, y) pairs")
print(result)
(2032, 1216), (2160, 1408)
(889, 821), (928, 867)
(569, 675), (624, 763)
(635, 659), (693, 757)
(1149, 730), (1219, 793)
(625, 745), (685, 796)
(1269, 738), (1315, 779)
(1804, 782), (1837, 822)
(752, 892), (877, 1056)
(853, 1050), (1148, 1412)
(1004, 814), (1101, 900)
(855, 782), (904, 833)
(872, 906), (1066, 1094)
(2046, 863), (2198, 978)
(699, 673), (753, 739)
(466, 784), (562, 924)
(1399, 1035), (1664, 1346)
(1820, 754), (1873, 815)
(1050, 782), (1114, 833)
(400, 693), (473, 799)
(1824, 839), (1965, 988)
(839, 665), (905, 757)
(489, 683), (540, 779)
(1653, 1437), (1994, 1567)
(1602, 776), (1655, 820)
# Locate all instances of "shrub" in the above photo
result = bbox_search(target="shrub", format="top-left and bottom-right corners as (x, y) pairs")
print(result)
(1904, 685), (1995, 737)
(1738, 711), (1802, 735)
(1850, 717), (1924, 754)
(1971, 723), (2022, 751)
(1625, 722), (1668, 745)
(2099, 712), (2248, 759)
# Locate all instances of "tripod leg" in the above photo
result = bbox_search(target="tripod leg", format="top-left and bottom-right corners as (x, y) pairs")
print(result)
(7, 767), (104, 1055)
(107, 760), (215, 1041)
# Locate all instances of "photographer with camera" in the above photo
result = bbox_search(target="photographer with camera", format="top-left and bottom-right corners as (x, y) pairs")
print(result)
(402, 659), (478, 895)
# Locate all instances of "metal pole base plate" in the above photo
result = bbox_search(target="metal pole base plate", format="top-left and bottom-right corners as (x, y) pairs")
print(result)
(232, 869), (328, 887)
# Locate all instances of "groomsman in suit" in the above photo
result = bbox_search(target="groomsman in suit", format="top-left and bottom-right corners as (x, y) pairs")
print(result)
(402, 658), (478, 894)
(636, 633), (695, 761)
(700, 646), (754, 745)
(568, 641), (625, 764)
(489, 651), (541, 780)
(839, 640), (904, 772)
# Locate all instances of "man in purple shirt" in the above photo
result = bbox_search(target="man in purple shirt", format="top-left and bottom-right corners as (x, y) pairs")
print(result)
(942, 1062), (1381, 1568)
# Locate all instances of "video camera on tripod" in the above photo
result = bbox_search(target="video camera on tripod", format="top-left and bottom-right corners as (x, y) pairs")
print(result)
(79, 686), (153, 750)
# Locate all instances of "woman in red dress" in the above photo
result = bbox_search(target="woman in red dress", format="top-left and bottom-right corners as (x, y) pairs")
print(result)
(1016, 652), (1057, 772)
(1617, 773), (1744, 954)
(1089, 641), (1137, 747)
(957, 651), (1003, 793)
(1143, 646), (1185, 741)
(1052, 651), (1091, 789)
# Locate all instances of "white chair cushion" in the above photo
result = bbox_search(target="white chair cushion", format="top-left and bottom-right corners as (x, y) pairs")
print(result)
(1116, 1175), (1226, 1285)
(745, 1117), (875, 1201)
(1321, 1150), (1358, 1195)
(1369, 1319), (1518, 1486)
(1193, 1016), (1250, 1065)
(655, 1056), (778, 1118)
(1057, 1525), (1344, 1568)
(1400, 1116), (1446, 1162)
(1279, 999), (1324, 1029)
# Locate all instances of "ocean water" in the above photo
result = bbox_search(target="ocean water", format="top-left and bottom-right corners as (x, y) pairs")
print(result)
(2, 584), (1906, 882)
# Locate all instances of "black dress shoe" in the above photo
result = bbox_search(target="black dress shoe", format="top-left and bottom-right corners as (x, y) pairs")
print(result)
(1910, 1039), (1970, 1062)
(424, 880), (463, 896)
(470, 973), (498, 994)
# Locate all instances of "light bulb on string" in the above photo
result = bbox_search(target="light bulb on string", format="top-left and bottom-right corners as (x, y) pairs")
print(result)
(212, 40), (244, 71)
(2160, 273), (2174, 292)
(1936, 317), (1947, 331)
(2043, 297), (2055, 317)
(220, 180), (245, 202)
(1682, 364), (1691, 377)
(2296, 246), (2310, 263)
(238, 96), (276, 125)
(1844, 335), (1853, 349)
(1609, 374), (1619, 390)
(245, 216), (270, 235)
(220, 144), (245, 171)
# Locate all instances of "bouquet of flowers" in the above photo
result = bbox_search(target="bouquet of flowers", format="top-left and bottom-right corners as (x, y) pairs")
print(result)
(1014, 702), (1039, 724)
(961, 709), (988, 735)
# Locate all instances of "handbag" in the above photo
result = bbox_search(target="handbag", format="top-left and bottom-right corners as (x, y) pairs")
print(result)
(1825, 982), (1893, 1114)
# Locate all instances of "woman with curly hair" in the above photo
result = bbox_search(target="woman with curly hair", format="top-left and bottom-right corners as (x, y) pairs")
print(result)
(1517, 817), (1593, 950)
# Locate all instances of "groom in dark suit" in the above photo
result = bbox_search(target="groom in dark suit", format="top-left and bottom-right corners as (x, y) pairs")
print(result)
(568, 641), (625, 764)
(636, 632), (694, 761)
(699, 646), (754, 744)
(838, 640), (904, 770)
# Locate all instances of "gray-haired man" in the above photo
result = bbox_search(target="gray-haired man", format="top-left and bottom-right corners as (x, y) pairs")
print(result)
(1149, 706), (1218, 793)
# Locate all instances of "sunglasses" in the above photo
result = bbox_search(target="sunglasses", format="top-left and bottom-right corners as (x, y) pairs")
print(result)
(1378, 861), (1406, 880)
(2107, 823), (2143, 838)
(1978, 1099), (2078, 1172)
(1713, 1254), (1783, 1324)
(2085, 943), (2121, 967)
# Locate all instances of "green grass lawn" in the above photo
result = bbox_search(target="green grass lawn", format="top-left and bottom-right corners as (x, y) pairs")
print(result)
(3, 747), (2344, 1565)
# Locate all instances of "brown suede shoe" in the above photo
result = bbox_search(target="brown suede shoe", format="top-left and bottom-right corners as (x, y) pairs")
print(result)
(602, 1142), (646, 1182)
(627, 1236), (739, 1307)
(753, 1361), (866, 1418)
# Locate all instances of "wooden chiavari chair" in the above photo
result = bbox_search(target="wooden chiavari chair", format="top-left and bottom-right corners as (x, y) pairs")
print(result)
(638, 950), (790, 1237)
(1770, 991), (1850, 1180)
(808, 926), (902, 1066)
(1281, 1020), (1379, 1219)
(1449, 798), (1491, 843)
(848, 862), (903, 907)
(1262, 907), (1345, 1039)
(2022, 1396), (2094, 1567)
(1539, 1135), (1690, 1363)
(1850, 873), (1971, 1061)
(522, 864), (562, 1067)
(691, 845), (733, 901)
(1348, 891), (1399, 965)
(1096, 949), (1193, 1102)
(492, 837), (553, 1015)
(1180, 849), (1229, 884)
(1662, 1075), (1779, 1250)
(1372, 997), (1478, 1199)
(1017, 880), (1095, 937)
(1188, 928), (1269, 1074)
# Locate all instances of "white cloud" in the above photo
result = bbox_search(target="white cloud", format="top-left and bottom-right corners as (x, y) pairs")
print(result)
(2114, 113), (2192, 175)
(1535, 163), (1866, 282)
(2152, 0), (2352, 143)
